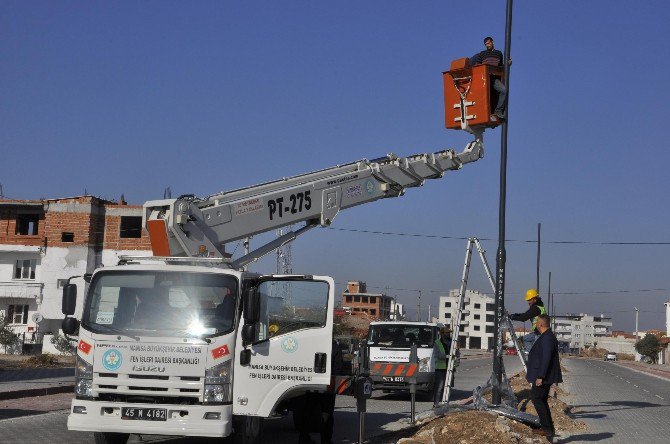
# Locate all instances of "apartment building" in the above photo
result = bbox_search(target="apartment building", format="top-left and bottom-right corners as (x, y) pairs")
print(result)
(0, 196), (151, 353)
(553, 313), (613, 350)
(438, 289), (495, 350)
(341, 281), (392, 320)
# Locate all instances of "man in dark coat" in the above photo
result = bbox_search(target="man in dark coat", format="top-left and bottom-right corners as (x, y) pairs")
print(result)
(526, 314), (562, 437)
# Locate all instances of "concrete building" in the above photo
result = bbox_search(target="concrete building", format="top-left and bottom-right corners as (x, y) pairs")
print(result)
(0, 196), (151, 353)
(389, 300), (405, 321)
(597, 331), (637, 355)
(438, 289), (495, 350)
(341, 281), (392, 320)
(553, 313), (613, 350)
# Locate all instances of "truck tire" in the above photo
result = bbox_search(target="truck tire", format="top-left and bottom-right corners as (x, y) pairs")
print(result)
(233, 415), (263, 444)
(93, 432), (130, 444)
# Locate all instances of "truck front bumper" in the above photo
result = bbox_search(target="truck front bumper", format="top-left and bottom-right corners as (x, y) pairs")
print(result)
(67, 399), (233, 438)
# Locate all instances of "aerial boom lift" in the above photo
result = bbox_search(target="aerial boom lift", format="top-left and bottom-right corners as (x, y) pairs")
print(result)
(144, 129), (484, 267)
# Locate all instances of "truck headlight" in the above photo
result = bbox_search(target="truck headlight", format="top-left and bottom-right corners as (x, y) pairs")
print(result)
(75, 379), (93, 397)
(76, 355), (93, 379)
(204, 360), (232, 403)
(419, 357), (430, 372)
(205, 360), (232, 385)
(204, 383), (231, 403)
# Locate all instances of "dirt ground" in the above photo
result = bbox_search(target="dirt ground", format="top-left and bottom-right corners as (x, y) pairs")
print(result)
(371, 366), (585, 444)
(0, 353), (74, 370)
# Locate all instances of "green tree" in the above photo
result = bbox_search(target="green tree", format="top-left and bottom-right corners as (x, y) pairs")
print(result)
(0, 314), (18, 353)
(50, 332), (77, 356)
(635, 333), (661, 363)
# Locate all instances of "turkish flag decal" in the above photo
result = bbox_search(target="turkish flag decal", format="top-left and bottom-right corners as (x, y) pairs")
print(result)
(78, 340), (92, 355)
(211, 345), (230, 359)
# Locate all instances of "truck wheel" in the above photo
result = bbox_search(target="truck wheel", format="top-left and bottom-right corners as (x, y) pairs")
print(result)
(233, 415), (263, 444)
(93, 432), (130, 444)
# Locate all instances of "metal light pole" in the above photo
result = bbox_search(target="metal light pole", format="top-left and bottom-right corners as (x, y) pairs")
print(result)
(417, 290), (422, 322)
(492, 0), (514, 405)
(536, 223), (541, 294)
(634, 307), (639, 341)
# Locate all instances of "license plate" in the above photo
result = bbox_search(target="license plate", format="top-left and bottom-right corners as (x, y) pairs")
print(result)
(382, 376), (404, 382)
(121, 407), (167, 421)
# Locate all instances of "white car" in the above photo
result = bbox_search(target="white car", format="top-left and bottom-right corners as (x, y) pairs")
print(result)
(604, 352), (617, 361)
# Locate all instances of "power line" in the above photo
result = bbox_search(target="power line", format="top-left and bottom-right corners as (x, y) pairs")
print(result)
(326, 227), (670, 246)
(335, 281), (669, 298)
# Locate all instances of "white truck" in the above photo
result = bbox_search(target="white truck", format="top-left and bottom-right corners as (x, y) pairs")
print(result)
(60, 131), (485, 444)
(366, 321), (441, 392)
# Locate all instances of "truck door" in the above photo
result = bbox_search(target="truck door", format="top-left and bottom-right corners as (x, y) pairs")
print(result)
(233, 276), (334, 417)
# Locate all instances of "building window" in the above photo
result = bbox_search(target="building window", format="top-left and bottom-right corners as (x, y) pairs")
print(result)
(486, 303), (495, 312)
(345, 295), (352, 303)
(445, 313), (451, 318)
(61, 232), (74, 242)
(474, 325), (481, 331)
(362, 296), (369, 303)
(354, 296), (360, 303)
(485, 326), (494, 334)
(474, 303), (481, 309)
(57, 279), (69, 289)
(445, 302), (451, 308)
(474, 314), (481, 320)
(7, 304), (29, 324)
(370, 309), (376, 316)
(486, 314), (494, 322)
(120, 216), (143, 239)
(15, 214), (39, 235)
(14, 259), (36, 280)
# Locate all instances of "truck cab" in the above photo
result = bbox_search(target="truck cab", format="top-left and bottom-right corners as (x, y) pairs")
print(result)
(366, 321), (440, 392)
(62, 259), (334, 443)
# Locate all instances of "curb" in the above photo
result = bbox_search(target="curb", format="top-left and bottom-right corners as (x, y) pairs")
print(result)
(611, 361), (670, 382)
(0, 384), (74, 401)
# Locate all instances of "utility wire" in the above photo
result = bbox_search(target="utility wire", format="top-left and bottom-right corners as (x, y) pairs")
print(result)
(336, 281), (670, 298)
(326, 227), (670, 246)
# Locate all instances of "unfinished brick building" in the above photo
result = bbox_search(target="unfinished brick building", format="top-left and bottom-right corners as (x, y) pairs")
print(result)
(0, 195), (151, 353)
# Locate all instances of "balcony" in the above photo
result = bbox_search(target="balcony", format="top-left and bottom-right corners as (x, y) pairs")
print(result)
(0, 281), (44, 302)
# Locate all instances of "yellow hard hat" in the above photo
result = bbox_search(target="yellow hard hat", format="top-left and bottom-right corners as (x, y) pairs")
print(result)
(525, 289), (538, 301)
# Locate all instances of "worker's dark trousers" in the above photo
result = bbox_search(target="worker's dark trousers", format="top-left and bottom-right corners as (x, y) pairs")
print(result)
(531, 383), (554, 432)
(432, 369), (454, 405)
(493, 79), (507, 113)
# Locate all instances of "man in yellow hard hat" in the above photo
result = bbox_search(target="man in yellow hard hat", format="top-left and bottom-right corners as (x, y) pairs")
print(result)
(510, 289), (547, 351)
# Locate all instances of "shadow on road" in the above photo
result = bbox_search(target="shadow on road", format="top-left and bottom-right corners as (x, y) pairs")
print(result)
(570, 400), (665, 415)
(0, 408), (50, 420)
(555, 432), (615, 443)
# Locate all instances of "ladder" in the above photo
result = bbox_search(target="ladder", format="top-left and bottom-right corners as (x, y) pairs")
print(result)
(441, 238), (527, 405)
(441, 240), (472, 404)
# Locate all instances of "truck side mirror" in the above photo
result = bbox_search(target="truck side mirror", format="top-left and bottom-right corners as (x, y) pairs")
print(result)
(241, 323), (256, 347)
(62, 317), (80, 335)
(62, 284), (77, 316)
(239, 349), (251, 366)
(243, 288), (260, 323)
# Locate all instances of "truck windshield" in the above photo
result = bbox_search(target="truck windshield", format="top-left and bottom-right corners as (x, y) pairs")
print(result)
(367, 324), (435, 348)
(82, 271), (238, 338)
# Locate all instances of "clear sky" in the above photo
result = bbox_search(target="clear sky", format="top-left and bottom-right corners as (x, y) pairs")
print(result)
(2, 1), (669, 332)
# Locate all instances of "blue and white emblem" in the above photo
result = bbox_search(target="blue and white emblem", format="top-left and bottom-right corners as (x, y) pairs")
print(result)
(102, 348), (123, 371)
(281, 336), (298, 354)
(365, 179), (375, 196)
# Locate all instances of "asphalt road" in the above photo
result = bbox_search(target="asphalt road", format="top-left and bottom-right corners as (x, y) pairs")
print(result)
(0, 354), (519, 444)
(558, 358), (670, 444)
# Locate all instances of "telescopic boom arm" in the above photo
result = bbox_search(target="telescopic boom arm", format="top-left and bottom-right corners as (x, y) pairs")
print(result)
(143, 129), (483, 267)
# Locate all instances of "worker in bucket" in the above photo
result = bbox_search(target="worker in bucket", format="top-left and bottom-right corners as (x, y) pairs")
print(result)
(510, 289), (547, 351)
(432, 325), (459, 408)
(469, 36), (511, 120)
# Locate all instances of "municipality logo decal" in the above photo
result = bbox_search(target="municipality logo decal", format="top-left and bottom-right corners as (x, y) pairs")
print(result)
(365, 179), (375, 195)
(102, 349), (123, 371)
(281, 337), (298, 353)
